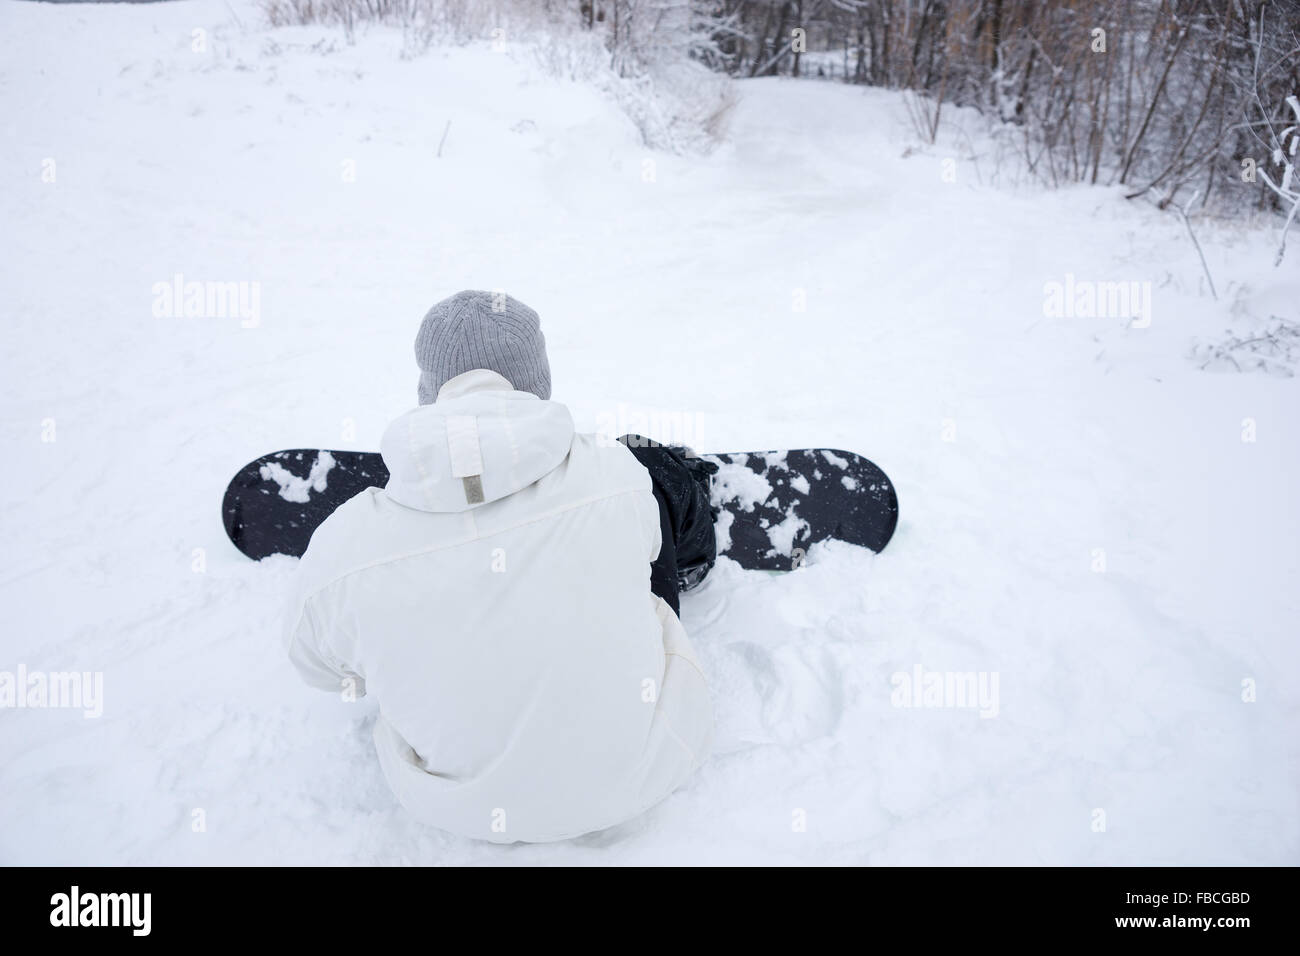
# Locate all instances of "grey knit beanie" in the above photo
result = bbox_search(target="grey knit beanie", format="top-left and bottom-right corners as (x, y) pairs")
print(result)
(415, 290), (552, 404)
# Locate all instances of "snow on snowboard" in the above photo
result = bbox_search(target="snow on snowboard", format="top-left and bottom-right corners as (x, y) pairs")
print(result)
(223, 448), (898, 571)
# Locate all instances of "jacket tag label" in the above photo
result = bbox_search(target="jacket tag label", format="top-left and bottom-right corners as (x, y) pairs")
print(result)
(461, 475), (484, 504)
(445, 415), (485, 505)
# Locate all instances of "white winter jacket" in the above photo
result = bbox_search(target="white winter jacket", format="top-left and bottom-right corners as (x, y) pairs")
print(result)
(284, 369), (712, 842)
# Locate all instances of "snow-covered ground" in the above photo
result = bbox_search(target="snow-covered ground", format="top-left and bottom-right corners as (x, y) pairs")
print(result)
(1, 0), (1297, 865)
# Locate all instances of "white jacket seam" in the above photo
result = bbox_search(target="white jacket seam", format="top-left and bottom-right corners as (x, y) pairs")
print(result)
(664, 649), (708, 684)
(654, 706), (700, 766)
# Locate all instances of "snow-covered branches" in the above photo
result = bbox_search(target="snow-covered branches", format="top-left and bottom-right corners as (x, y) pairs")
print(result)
(1257, 93), (1299, 265)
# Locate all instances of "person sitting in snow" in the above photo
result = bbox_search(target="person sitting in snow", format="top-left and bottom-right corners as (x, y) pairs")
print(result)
(284, 290), (718, 842)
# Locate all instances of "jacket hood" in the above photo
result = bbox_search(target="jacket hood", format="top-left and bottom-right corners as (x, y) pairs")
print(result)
(381, 369), (575, 513)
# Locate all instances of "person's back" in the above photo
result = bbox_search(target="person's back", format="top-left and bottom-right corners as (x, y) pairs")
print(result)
(284, 291), (714, 842)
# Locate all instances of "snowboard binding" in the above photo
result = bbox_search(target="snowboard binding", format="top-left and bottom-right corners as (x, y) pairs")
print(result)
(671, 445), (719, 594)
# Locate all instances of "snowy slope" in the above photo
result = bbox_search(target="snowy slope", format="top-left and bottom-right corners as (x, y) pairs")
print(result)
(1, 0), (1297, 865)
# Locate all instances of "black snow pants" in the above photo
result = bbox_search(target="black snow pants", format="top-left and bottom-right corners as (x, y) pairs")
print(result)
(618, 435), (718, 616)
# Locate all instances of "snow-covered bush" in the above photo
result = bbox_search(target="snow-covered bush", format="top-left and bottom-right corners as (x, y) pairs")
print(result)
(262, 0), (529, 42)
(528, 12), (735, 153)
(1191, 316), (1300, 377)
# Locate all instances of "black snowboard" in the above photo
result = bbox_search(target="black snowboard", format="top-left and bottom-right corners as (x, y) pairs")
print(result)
(223, 448), (897, 571)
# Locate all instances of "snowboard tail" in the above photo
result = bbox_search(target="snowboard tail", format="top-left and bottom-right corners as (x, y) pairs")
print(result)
(704, 449), (897, 570)
(223, 447), (897, 571)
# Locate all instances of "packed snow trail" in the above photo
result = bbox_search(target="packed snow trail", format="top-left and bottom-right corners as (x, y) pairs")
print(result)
(0, 0), (1296, 864)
